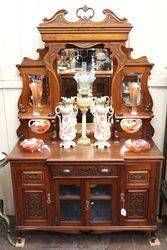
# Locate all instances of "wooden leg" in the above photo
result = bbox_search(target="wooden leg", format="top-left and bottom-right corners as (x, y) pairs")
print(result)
(150, 231), (156, 243)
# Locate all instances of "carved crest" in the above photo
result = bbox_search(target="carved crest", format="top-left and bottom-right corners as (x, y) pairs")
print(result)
(39, 6), (131, 27)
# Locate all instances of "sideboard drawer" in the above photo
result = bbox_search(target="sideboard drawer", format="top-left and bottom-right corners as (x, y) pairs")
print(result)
(49, 164), (119, 177)
(22, 171), (45, 184)
(127, 171), (149, 184)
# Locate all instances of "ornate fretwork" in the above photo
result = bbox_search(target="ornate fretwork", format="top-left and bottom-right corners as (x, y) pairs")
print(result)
(40, 6), (131, 27)
(128, 191), (147, 218)
(25, 191), (45, 219)
(16, 124), (25, 141)
(18, 103), (26, 113)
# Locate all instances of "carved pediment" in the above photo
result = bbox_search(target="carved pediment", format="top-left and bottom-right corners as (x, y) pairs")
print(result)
(39, 6), (131, 27)
(38, 6), (132, 43)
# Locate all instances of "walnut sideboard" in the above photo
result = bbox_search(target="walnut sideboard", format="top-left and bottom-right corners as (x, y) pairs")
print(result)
(9, 141), (163, 237)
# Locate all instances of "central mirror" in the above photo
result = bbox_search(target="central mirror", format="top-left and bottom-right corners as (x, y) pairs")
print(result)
(56, 45), (114, 123)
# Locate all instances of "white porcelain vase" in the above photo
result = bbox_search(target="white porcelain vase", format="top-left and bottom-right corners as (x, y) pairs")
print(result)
(91, 97), (114, 149)
(56, 98), (78, 149)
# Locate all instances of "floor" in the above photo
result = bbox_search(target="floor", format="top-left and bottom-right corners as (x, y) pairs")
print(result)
(0, 218), (167, 250)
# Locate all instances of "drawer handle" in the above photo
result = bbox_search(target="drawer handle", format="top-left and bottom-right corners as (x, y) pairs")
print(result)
(101, 168), (109, 174)
(46, 194), (51, 204)
(63, 169), (71, 174)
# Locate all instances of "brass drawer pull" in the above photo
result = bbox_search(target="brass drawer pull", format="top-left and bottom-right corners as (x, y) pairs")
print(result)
(101, 168), (109, 174)
(46, 194), (51, 204)
(63, 169), (71, 174)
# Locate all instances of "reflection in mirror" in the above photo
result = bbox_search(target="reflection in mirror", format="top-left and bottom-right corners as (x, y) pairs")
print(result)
(56, 46), (113, 123)
(122, 73), (142, 107)
(57, 48), (113, 73)
(28, 74), (50, 116)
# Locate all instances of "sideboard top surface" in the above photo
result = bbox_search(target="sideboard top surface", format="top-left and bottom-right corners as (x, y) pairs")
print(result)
(8, 140), (164, 163)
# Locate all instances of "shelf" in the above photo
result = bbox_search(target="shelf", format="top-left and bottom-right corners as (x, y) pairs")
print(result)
(115, 112), (154, 119)
(91, 195), (111, 200)
(59, 70), (112, 77)
(60, 195), (81, 200)
(18, 106), (55, 120)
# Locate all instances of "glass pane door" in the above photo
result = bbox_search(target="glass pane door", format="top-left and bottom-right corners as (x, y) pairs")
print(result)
(56, 179), (83, 225)
(87, 179), (118, 225)
(90, 185), (112, 221)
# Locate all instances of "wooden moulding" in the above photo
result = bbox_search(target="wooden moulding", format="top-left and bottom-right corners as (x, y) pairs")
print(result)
(38, 9), (132, 42)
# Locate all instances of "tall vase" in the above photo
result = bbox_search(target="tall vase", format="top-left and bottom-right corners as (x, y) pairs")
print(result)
(56, 98), (78, 149)
(91, 97), (114, 149)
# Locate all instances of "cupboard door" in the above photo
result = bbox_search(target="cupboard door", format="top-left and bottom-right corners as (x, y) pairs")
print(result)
(86, 179), (118, 226)
(12, 164), (51, 227)
(53, 179), (84, 226)
(122, 163), (159, 226)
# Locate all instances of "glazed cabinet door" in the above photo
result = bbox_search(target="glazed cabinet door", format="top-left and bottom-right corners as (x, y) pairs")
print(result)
(11, 163), (52, 227)
(85, 179), (119, 226)
(53, 179), (84, 226)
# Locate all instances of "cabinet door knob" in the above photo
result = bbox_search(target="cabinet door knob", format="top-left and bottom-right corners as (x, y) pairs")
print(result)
(84, 200), (90, 210)
(63, 169), (71, 174)
(101, 168), (109, 173)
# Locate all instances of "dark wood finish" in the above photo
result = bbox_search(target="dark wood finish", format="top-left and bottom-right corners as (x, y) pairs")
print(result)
(9, 141), (163, 232)
(16, 6), (154, 140)
(159, 111), (167, 222)
(9, 6), (164, 236)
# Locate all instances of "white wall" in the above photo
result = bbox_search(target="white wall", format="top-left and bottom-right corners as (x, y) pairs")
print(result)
(0, 0), (167, 214)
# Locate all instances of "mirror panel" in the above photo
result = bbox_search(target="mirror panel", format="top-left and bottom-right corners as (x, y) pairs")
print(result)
(122, 73), (142, 106)
(28, 74), (50, 107)
(57, 46), (113, 123)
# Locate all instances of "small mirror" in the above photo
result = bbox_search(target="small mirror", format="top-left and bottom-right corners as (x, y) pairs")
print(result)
(28, 74), (50, 107)
(122, 73), (142, 106)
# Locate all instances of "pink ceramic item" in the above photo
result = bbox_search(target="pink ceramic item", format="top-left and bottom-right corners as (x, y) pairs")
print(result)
(124, 139), (151, 152)
(28, 119), (51, 133)
(120, 119), (142, 133)
(20, 138), (44, 152)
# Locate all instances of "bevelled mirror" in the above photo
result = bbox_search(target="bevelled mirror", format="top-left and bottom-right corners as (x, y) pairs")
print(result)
(122, 73), (142, 106)
(28, 74), (50, 116)
(56, 45), (114, 123)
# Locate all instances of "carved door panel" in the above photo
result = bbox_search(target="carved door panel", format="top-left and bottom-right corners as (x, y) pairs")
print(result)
(125, 190), (149, 221)
(121, 163), (156, 226)
(13, 164), (52, 227)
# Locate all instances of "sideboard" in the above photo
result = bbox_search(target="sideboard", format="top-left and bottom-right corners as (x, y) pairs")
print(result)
(8, 6), (163, 241)
(9, 141), (163, 239)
